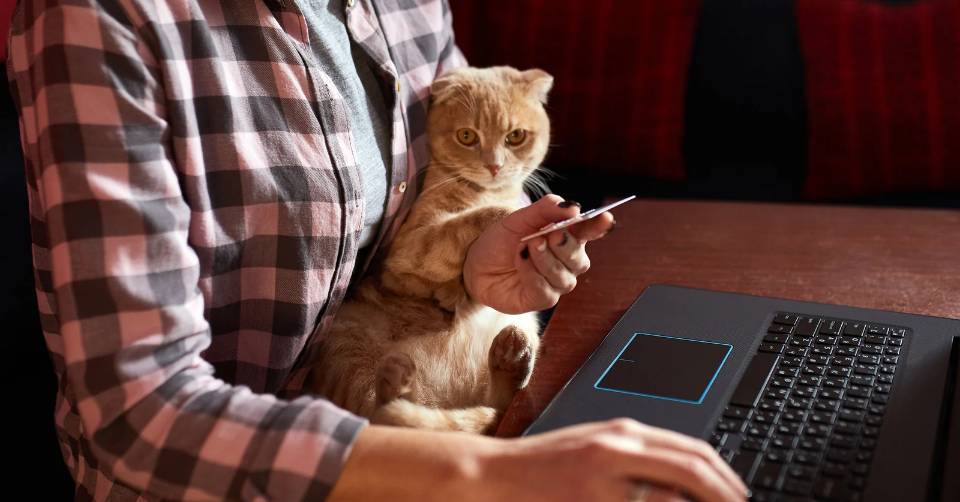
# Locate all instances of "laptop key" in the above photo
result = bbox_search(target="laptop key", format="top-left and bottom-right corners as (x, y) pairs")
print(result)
(774, 313), (800, 325)
(827, 367), (851, 378)
(823, 377), (847, 388)
(717, 419), (745, 432)
(781, 410), (808, 422)
(842, 322), (865, 337)
(793, 451), (819, 464)
(731, 451), (761, 482)
(833, 422), (860, 436)
(839, 409), (865, 422)
(759, 343), (785, 354)
(753, 462), (785, 490)
(810, 412), (836, 424)
(781, 356), (804, 367)
(796, 317), (820, 336)
(767, 325), (793, 336)
(821, 462), (848, 477)
(784, 479), (813, 496)
(830, 356), (854, 367)
(724, 406), (754, 420)
(709, 432), (727, 447)
(820, 388), (843, 400)
(842, 398), (868, 410)
(787, 465), (815, 480)
(730, 353), (780, 407)
(753, 411), (778, 424)
(827, 448), (855, 463)
(819, 320), (843, 336)
(799, 437), (827, 451)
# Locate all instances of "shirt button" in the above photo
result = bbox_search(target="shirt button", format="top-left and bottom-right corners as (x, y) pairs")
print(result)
(395, 80), (401, 93)
(397, 181), (407, 193)
(346, 0), (355, 7)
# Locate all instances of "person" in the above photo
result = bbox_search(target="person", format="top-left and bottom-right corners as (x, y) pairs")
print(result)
(6, 0), (748, 500)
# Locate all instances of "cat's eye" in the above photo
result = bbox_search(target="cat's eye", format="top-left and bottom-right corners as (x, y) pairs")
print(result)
(505, 129), (527, 146)
(455, 128), (479, 146)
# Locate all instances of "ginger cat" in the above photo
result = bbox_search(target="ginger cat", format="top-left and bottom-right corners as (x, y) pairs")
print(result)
(306, 66), (554, 433)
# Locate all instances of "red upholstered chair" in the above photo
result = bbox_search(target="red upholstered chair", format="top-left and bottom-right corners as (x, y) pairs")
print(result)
(452, 0), (701, 184)
(796, 0), (960, 201)
(452, 0), (960, 206)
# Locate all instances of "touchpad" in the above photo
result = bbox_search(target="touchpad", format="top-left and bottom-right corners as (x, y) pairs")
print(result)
(595, 333), (732, 404)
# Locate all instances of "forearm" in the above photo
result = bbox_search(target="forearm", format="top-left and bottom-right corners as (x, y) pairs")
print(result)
(328, 425), (503, 502)
(91, 366), (365, 500)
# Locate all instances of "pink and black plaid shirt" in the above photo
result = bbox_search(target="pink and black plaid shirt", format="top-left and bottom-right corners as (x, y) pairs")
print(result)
(7, 0), (464, 499)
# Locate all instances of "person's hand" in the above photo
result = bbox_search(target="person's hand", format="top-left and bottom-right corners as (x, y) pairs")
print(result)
(329, 418), (749, 502)
(464, 194), (614, 314)
(485, 418), (749, 502)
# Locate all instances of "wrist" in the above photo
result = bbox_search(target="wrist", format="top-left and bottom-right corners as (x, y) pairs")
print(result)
(330, 426), (508, 502)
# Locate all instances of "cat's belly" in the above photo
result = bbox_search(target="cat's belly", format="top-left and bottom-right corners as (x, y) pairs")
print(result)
(393, 305), (535, 407)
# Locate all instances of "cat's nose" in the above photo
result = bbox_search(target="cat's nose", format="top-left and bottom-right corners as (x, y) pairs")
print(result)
(486, 164), (502, 177)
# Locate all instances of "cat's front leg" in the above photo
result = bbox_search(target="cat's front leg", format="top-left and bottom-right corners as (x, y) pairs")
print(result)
(383, 206), (511, 309)
(486, 322), (540, 409)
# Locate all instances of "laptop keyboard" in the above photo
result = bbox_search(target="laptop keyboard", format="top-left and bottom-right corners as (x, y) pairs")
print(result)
(708, 313), (910, 502)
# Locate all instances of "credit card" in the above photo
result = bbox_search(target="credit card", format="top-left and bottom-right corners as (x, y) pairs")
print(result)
(520, 195), (637, 242)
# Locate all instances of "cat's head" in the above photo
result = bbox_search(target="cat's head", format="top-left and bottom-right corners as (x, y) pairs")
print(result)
(426, 66), (553, 190)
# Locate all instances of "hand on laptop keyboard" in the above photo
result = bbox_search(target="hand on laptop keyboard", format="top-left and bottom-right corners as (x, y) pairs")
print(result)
(495, 418), (749, 502)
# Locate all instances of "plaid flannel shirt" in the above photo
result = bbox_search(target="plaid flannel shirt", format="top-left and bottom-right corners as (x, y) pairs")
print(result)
(7, 0), (464, 499)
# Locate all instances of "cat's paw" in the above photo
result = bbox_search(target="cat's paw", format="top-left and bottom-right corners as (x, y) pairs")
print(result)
(376, 353), (416, 405)
(488, 325), (535, 389)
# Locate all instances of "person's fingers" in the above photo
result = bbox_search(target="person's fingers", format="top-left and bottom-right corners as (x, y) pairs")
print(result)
(624, 482), (688, 502)
(513, 243), (561, 309)
(612, 445), (745, 502)
(634, 426), (748, 496)
(591, 419), (745, 501)
(526, 237), (577, 293)
(568, 210), (615, 242)
(547, 230), (590, 275)
(501, 194), (581, 236)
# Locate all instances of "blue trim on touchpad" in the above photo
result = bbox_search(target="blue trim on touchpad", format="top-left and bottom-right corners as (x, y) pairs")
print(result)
(594, 332), (733, 405)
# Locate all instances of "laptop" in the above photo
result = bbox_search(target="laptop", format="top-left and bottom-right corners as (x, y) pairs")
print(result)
(525, 284), (960, 502)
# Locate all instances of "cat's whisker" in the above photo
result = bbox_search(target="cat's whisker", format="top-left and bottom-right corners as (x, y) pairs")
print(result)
(416, 172), (466, 198)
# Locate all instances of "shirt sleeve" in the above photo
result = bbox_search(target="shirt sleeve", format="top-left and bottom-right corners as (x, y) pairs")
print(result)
(8, 1), (365, 500)
(437, 0), (468, 75)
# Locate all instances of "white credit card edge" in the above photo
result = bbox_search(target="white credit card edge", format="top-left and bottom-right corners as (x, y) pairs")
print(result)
(519, 195), (636, 242)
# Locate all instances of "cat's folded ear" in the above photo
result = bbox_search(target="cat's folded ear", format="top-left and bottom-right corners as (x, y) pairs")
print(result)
(430, 70), (464, 104)
(521, 69), (554, 104)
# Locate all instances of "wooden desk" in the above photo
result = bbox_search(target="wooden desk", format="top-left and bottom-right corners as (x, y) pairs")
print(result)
(496, 200), (960, 437)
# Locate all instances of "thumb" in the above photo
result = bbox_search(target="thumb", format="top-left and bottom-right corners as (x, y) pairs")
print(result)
(501, 194), (581, 236)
